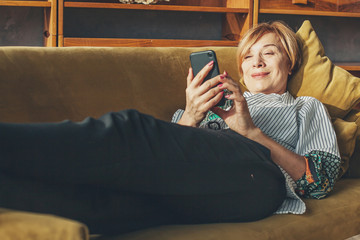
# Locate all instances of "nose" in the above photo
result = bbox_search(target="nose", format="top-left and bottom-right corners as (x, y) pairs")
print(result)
(253, 54), (265, 68)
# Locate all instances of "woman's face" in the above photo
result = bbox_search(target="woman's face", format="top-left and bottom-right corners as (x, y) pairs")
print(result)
(241, 32), (291, 95)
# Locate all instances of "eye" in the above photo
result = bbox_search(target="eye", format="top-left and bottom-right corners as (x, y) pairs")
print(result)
(244, 55), (252, 60)
(264, 51), (274, 55)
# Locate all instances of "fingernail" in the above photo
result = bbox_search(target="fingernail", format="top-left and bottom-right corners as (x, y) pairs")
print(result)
(218, 83), (223, 88)
(220, 75), (224, 79)
(224, 71), (228, 76)
(208, 61), (214, 66)
(225, 94), (230, 98)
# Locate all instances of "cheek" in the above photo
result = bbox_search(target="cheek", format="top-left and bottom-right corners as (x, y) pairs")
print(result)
(280, 56), (291, 74)
(273, 59), (290, 79)
(241, 62), (251, 77)
(241, 64), (251, 85)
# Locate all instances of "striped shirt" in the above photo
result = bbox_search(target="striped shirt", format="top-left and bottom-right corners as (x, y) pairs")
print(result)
(172, 91), (341, 214)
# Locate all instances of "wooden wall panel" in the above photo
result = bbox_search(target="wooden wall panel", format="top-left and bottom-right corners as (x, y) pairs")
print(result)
(339, 0), (360, 13)
(222, 13), (246, 41)
(226, 0), (249, 8)
(314, 0), (337, 11)
(259, 0), (316, 10)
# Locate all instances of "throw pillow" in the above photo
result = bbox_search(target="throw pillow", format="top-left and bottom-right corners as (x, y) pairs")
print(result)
(288, 20), (360, 119)
(332, 118), (359, 179)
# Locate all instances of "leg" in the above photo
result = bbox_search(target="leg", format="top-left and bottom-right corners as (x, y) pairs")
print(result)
(0, 109), (285, 234)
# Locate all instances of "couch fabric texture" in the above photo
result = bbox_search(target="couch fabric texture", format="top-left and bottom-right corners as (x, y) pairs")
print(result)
(0, 20), (360, 240)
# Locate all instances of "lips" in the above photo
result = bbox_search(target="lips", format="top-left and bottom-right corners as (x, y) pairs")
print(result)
(251, 72), (270, 78)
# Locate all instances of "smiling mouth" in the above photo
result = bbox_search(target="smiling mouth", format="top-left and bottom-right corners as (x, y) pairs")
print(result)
(251, 72), (270, 78)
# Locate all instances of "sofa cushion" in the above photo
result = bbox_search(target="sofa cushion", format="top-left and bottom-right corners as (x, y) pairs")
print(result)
(90, 179), (360, 240)
(332, 118), (359, 179)
(344, 110), (360, 178)
(288, 20), (360, 119)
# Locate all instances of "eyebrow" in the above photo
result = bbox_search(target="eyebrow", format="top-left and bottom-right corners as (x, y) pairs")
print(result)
(262, 44), (280, 50)
(247, 43), (280, 54)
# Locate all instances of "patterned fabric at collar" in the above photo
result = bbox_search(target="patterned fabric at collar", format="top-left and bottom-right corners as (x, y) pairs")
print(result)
(243, 91), (295, 106)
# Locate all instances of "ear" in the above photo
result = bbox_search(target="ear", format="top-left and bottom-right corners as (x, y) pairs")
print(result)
(287, 58), (292, 76)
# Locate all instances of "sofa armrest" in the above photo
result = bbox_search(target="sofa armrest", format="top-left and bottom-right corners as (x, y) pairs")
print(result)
(0, 208), (89, 240)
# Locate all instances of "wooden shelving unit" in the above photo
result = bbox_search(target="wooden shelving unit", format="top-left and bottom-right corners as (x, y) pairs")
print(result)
(58, 0), (253, 47)
(63, 2), (248, 13)
(336, 63), (360, 78)
(0, 0), (57, 47)
(62, 38), (239, 47)
(254, 0), (360, 21)
(260, 8), (360, 18)
(0, 1), (51, 7)
(253, 0), (360, 76)
(336, 63), (360, 72)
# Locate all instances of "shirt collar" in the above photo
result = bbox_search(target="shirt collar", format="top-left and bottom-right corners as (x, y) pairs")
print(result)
(243, 91), (295, 106)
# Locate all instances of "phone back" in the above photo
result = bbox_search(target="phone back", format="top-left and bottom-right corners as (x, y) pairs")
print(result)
(190, 50), (225, 107)
(190, 50), (220, 81)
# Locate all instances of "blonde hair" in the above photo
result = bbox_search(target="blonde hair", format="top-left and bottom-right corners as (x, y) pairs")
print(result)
(237, 21), (302, 76)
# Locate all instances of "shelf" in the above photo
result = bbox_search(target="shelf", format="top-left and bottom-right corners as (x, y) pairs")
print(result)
(260, 9), (360, 18)
(64, 2), (249, 13)
(0, 1), (51, 7)
(59, 0), (253, 47)
(63, 38), (239, 47)
(336, 63), (360, 71)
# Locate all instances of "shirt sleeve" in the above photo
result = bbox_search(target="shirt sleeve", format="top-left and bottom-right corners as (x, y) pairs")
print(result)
(171, 109), (184, 123)
(296, 150), (341, 199)
(171, 109), (228, 130)
(171, 100), (232, 129)
(295, 97), (341, 199)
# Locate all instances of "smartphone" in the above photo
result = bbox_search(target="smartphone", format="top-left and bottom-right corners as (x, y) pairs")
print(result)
(190, 50), (226, 107)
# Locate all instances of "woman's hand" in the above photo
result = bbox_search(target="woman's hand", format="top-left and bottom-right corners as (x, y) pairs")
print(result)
(211, 73), (259, 138)
(178, 61), (225, 127)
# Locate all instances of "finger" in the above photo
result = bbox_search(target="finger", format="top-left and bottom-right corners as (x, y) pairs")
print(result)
(197, 76), (224, 97)
(218, 77), (243, 98)
(187, 67), (193, 87)
(206, 91), (224, 109)
(224, 91), (247, 105)
(218, 75), (239, 89)
(198, 80), (225, 104)
(192, 61), (214, 87)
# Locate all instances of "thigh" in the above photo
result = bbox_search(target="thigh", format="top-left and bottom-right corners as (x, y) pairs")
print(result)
(155, 156), (286, 224)
(0, 110), (283, 195)
(0, 110), (286, 234)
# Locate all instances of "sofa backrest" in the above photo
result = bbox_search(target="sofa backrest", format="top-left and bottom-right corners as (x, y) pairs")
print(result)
(0, 47), (239, 122)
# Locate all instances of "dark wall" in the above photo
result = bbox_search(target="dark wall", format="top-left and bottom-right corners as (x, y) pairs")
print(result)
(0, 7), (44, 46)
(64, 8), (223, 40)
(259, 14), (360, 63)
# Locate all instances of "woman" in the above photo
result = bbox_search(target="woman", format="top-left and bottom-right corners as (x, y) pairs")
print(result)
(174, 21), (340, 202)
(0, 21), (340, 234)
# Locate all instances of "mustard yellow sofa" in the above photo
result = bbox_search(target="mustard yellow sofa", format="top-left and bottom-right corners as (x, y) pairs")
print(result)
(0, 22), (360, 240)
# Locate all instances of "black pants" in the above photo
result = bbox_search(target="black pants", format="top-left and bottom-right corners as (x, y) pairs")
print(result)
(0, 109), (285, 234)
